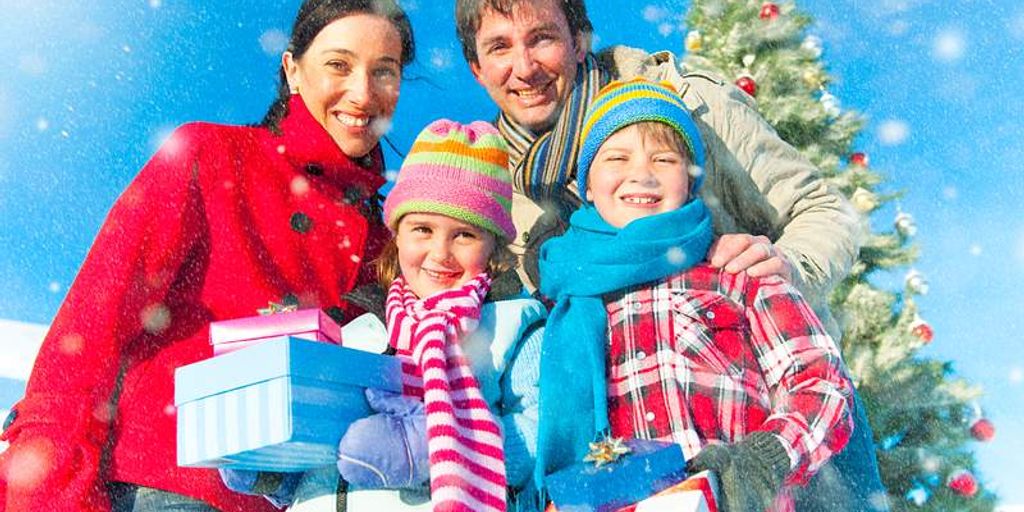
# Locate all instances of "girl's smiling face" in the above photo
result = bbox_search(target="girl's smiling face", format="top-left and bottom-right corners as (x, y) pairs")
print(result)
(395, 212), (496, 298)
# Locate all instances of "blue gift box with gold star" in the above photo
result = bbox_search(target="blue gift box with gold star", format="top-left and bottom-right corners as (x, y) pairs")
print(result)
(544, 438), (688, 512)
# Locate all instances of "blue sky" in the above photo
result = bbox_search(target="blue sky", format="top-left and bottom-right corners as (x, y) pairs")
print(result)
(1, 0), (1022, 507)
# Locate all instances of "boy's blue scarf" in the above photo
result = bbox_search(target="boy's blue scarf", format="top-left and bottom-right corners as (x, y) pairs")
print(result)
(532, 199), (714, 492)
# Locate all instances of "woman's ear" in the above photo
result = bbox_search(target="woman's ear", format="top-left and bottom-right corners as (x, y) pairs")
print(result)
(282, 52), (300, 94)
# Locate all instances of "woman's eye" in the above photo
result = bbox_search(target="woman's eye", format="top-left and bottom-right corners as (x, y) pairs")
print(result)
(327, 60), (352, 73)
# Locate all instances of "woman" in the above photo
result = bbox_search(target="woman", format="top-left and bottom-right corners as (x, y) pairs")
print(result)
(0, 1), (414, 511)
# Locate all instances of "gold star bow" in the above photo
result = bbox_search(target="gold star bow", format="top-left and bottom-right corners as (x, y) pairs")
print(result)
(582, 436), (631, 468)
(257, 301), (299, 316)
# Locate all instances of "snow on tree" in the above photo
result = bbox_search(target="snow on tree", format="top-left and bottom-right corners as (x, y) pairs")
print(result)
(678, 1), (999, 510)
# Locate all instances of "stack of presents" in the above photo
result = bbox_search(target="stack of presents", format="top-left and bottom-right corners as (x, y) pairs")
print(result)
(174, 307), (719, 511)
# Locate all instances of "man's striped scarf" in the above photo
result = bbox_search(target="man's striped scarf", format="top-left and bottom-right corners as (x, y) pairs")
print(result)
(496, 54), (609, 219)
(386, 274), (507, 512)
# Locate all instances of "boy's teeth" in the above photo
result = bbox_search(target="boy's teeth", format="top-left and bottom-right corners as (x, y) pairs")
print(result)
(624, 196), (658, 204)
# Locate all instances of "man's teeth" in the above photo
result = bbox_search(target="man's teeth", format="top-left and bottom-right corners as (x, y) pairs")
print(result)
(623, 196), (659, 204)
(336, 113), (369, 127)
(517, 84), (548, 98)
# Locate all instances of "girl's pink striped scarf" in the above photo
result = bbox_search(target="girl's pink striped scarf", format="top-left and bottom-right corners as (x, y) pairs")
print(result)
(386, 274), (507, 512)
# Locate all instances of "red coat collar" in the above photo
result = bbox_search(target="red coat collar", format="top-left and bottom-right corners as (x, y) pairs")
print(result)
(272, 94), (386, 197)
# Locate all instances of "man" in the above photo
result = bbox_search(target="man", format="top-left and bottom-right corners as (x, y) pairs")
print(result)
(454, 0), (888, 510)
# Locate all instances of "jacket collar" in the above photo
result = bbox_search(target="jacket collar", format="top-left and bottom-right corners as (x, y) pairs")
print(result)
(273, 94), (386, 197)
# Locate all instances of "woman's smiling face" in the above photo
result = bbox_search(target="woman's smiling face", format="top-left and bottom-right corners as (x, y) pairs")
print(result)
(284, 13), (403, 158)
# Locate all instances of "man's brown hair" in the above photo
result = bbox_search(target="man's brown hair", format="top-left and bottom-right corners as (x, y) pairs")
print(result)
(455, 0), (593, 64)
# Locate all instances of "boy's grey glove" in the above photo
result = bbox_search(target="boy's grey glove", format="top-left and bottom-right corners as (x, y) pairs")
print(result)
(336, 388), (430, 489)
(687, 431), (791, 512)
(218, 468), (303, 508)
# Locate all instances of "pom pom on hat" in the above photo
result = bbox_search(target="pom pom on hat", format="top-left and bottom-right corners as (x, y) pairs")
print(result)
(576, 78), (706, 202)
(383, 119), (516, 241)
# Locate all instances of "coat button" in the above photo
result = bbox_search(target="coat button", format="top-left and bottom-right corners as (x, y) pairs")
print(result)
(304, 163), (324, 176)
(290, 212), (312, 234)
(324, 306), (345, 325)
(2, 408), (16, 433)
(344, 186), (365, 205)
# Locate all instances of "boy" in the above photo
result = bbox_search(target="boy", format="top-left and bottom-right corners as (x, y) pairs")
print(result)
(534, 79), (854, 512)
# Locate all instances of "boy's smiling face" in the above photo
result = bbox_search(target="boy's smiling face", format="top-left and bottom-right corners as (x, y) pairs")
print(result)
(585, 124), (691, 228)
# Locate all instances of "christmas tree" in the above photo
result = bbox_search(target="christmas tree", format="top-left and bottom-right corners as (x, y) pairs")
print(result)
(679, 1), (998, 510)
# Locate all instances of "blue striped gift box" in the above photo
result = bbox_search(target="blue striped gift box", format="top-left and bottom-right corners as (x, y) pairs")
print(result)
(174, 336), (402, 471)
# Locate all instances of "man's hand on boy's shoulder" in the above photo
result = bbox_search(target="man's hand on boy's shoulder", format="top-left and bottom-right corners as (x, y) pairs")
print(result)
(708, 233), (794, 282)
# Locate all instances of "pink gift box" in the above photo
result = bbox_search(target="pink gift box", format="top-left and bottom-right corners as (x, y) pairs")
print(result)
(209, 309), (341, 355)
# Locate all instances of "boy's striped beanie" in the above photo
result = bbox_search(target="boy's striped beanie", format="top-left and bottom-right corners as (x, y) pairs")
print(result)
(383, 119), (516, 241)
(576, 78), (706, 198)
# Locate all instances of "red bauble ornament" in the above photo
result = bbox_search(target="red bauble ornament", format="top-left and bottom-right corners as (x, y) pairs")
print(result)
(759, 2), (780, 20)
(850, 152), (870, 166)
(970, 418), (996, 442)
(947, 470), (979, 497)
(909, 319), (934, 344)
(735, 75), (757, 97)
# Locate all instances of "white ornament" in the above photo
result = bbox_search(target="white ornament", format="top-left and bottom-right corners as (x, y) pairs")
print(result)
(905, 269), (929, 295)
(850, 188), (878, 213)
(802, 35), (823, 58)
(742, 53), (756, 68)
(895, 212), (917, 237)
(820, 91), (841, 117)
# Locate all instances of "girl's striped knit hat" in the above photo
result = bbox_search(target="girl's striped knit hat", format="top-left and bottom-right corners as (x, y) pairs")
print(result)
(576, 78), (706, 198)
(383, 119), (517, 241)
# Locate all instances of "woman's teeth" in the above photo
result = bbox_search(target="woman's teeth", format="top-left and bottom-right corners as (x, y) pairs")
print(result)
(336, 113), (369, 127)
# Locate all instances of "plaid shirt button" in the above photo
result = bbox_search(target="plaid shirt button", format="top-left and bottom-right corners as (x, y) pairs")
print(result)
(706, 311), (716, 319)
(632, 301), (643, 313)
(637, 351), (647, 359)
(645, 411), (656, 422)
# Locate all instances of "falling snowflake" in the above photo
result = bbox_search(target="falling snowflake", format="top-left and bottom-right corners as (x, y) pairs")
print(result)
(666, 246), (686, 266)
(371, 117), (394, 137)
(149, 0), (162, 8)
(35, 118), (49, 132)
(877, 119), (910, 146)
(259, 29), (289, 57)
(657, 23), (675, 37)
(642, 5), (670, 23)
(1010, 367), (1023, 384)
(428, 47), (453, 70)
(59, 333), (84, 355)
(47, 281), (61, 293)
(290, 176), (310, 196)
(141, 303), (171, 334)
(969, 244), (982, 256)
(888, 20), (909, 37)
(1010, 10), (1024, 40)
(385, 169), (400, 182)
(121, 45), (132, 54)
(942, 186), (959, 201)
(18, 54), (47, 76)
(933, 28), (966, 63)
(150, 125), (178, 154)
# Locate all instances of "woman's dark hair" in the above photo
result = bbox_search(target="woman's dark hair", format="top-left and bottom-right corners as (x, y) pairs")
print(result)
(261, 0), (416, 132)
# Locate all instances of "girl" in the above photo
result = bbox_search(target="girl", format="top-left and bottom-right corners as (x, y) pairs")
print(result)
(241, 119), (546, 512)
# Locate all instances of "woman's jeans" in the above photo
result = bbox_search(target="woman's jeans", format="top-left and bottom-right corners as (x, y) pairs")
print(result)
(109, 483), (218, 512)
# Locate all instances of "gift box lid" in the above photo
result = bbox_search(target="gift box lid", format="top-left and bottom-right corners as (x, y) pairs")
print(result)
(209, 308), (341, 345)
(175, 336), (401, 405)
(545, 439), (688, 512)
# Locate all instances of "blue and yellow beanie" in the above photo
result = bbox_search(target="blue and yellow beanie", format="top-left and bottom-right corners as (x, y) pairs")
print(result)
(576, 78), (706, 200)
